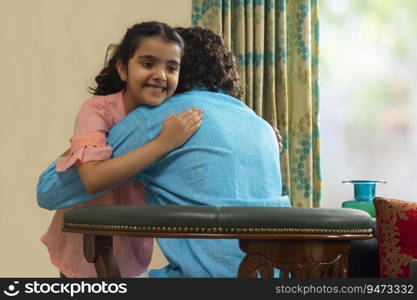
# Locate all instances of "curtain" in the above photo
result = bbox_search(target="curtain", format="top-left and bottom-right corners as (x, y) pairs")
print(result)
(192, 0), (321, 207)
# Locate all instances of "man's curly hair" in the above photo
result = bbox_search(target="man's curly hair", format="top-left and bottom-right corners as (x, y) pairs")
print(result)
(175, 27), (243, 99)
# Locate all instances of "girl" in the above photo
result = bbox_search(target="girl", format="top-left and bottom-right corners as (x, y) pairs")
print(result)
(41, 22), (202, 278)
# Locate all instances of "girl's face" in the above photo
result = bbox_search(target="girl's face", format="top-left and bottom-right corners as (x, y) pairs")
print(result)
(117, 36), (182, 113)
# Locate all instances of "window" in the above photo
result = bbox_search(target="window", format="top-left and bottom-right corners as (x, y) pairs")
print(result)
(321, 0), (417, 206)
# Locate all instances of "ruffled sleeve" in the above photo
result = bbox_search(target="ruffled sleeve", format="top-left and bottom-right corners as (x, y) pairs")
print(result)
(56, 98), (114, 172)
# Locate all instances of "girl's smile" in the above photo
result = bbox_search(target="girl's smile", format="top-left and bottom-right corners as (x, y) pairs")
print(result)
(144, 84), (167, 93)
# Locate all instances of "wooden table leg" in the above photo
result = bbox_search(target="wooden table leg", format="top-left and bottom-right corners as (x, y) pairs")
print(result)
(83, 234), (121, 278)
(238, 239), (350, 278)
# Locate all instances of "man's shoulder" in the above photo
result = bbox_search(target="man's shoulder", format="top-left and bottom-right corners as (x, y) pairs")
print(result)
(127, 90), (251, 121)
(167, 90), (247, 110)
(171, 90), (235, 100)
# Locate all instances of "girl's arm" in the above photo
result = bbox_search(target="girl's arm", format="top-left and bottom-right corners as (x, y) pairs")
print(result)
(76, 109), (202, 194)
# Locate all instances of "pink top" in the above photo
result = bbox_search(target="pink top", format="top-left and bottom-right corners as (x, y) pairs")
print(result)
(41, 91), (153, 277)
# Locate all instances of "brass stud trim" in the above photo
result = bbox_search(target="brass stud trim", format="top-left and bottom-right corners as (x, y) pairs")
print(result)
(63, 223), (372, 235)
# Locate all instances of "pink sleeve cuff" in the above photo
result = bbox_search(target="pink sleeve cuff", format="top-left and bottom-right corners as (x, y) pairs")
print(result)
(56, 132), (112, 172)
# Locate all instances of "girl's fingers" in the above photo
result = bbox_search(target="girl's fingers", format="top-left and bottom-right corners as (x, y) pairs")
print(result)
(179, 112), (202, 129)
(173, 108), (203, 133)
(178, 108), (202, 118)
(184, 115), (202, 128)
(184, 111), (202, 121)
(187, 120), (202, 132)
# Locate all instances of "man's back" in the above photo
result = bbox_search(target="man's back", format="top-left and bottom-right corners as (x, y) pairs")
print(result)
(109, 90), (290, 277)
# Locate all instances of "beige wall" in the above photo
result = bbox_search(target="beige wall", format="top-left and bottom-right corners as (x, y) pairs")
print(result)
(0, 0), (191, 277)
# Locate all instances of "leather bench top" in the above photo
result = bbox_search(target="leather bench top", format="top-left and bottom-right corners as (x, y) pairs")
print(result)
(64, 205), (372, 234)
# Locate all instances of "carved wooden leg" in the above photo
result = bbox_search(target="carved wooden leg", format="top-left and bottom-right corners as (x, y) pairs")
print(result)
(238, 239), (350, 278)
(238, 254), (274, 278)
(83, 234), (121, 278)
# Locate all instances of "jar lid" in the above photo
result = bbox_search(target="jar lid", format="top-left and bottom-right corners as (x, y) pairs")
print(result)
(342, 180), (387, 184)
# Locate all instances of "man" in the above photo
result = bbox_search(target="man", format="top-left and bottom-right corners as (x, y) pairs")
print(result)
(37, 27), (290, 277)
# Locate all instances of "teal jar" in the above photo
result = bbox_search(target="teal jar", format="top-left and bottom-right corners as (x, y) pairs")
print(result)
(342, 180), (386, 217)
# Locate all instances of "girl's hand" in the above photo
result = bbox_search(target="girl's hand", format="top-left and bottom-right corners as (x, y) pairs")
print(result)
(272, 127), (284, 153)
(157, 108), (203, 151)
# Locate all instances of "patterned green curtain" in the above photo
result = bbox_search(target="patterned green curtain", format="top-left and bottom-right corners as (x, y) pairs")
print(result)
(192, 0), (321, 207)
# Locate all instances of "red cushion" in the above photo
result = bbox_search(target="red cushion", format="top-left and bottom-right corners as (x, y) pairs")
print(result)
(374, 197), (417, 277)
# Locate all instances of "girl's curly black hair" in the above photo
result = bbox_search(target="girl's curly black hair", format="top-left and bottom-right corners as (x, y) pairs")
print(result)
(90, 22), (184, 95)
(175, 27), (243, 99)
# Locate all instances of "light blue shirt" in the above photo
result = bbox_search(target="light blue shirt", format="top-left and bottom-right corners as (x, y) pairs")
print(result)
(37, 90), (290, 277)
